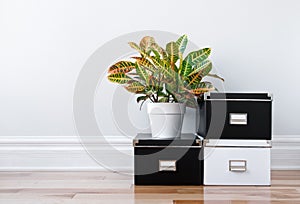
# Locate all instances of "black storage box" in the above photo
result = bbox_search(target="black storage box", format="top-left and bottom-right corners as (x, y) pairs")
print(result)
(197, 92), (272, 140)
(133, 133), (203, 185)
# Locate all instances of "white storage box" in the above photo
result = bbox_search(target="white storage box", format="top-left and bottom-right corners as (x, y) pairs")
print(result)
(204, 139), (271, 185)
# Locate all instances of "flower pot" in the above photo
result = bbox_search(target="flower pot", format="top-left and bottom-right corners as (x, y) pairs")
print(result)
(147, 103), (186, 139)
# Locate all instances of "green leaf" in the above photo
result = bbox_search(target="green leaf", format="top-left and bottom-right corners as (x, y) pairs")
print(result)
(107, 73), (132, 84)
(188, 60), (212, 77)
(188, 81), (215, 95)
(165, 83), (176, 93)
(185, 97), (197, 108)
(108, 61), (135, 74)
(139, 36), (155, 52)
(147, 76), (160, 90)
(171, 92), (189, 103)
(186, 72), (202, 87)
(189, 87), (215, 95)
(161, 61), (175, 79)
(137, 95), (149, 103)
(159, 97), (169, 102)
(132, 57), (156, 72)
(165, 82), (184, 102)
(157, 91), (168, 97)
(149, 56), (172, 80)
(151, 48), (161, 59)
(198, 81), (214, 88)
(125, 81), (145, 93)
(184, 48), (211, 65)
(166, 42), (179, 65)
(128, 42), (148, 57)
(123, 38), (223, 109)
(149, 56), (163, 68)
(179, 60), (192, 77)
(176, 34), (188, 55)
(135, 63), (149, 82)
(207, 73), (225, 81)
(151, 43), (167, 59)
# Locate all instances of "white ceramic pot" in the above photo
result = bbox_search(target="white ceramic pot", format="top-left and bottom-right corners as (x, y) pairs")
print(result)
(147, 103), (186, 139)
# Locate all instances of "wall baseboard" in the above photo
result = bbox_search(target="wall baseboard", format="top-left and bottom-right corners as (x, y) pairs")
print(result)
(0, 135), (299, 171)
(271, 135), (300, 170)
(0, 136), (133, 172)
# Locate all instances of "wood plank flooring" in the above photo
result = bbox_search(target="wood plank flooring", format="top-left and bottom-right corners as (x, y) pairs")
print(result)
(0, 171), (299, 204)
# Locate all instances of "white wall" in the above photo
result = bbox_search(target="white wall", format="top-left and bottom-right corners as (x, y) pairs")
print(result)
(1, 0), (300, 171)
(0, 0), (300, 136)
(1, 0), (300, 137)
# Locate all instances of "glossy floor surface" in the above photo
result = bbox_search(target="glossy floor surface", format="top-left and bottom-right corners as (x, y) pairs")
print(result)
(0, 171), (299, 204)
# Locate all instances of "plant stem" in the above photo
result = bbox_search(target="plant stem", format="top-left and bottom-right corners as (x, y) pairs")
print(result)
(158, 72), (161, 102)
(149, 97), (154, 103)
(151, 95), (157, 102)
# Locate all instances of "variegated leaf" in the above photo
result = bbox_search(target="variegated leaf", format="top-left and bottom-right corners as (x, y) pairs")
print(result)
(159, 97), (169, 102)
(128, 42), (148, 57)
(135, 63), (149, 82)
(179, 60), (192, 77)
(185, 97), (197, 108)
(107, 73), (132, 84)
(161, 61), (175, 79)
(172, 92), (193, 103)
(188, 60), (212, 77)
(166, 42), (179, 65)
(176, 34), (188, 54)
(151, 43), (167, 58)
(187, 72), (202, 87)
(151, 48), (161, 59)
(139, 36), (155, 52)
(108, 61), (135, 74)
(132, 57), (156, 72)
(125, 81), (145, 93)
(147, 75), (158, 89)
(149, 56), (162, 68)
(207, 73), (225, 81)
(184, 48), (211, 65)
(197, 81), (213, 88)
(189, 87), (215, 95)
(165, 83), (176, 94)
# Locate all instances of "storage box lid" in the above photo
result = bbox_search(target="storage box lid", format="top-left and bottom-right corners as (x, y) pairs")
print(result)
(204, 139), (272, 148)
(204, 92), (273, 101)
(133, 133), (202, 147)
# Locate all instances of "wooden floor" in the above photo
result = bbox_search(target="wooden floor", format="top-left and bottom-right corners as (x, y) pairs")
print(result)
(0, 171), (300, 204)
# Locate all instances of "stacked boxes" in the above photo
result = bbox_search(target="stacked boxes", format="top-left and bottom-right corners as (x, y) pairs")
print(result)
(133, 93), (272, 186)
(199, 93), (272, 185)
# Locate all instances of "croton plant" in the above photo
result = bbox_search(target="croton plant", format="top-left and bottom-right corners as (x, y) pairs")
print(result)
(107, 35), (224, 108)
